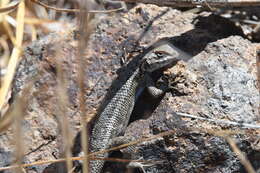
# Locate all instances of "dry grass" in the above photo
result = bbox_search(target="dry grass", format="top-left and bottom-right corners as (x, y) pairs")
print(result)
(0, 126), (257, 172)
(0, 1), (86, 173)
(0, 1), (258, 173)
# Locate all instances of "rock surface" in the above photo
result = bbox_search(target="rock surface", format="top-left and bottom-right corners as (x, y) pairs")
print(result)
(0, 4), (259, 173)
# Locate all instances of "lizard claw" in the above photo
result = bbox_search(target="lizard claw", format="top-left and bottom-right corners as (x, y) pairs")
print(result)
(127, 159), (152, 173)
(127, 159), (165, 173)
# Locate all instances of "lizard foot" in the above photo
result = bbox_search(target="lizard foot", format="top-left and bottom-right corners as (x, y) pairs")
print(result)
(127, 158), (164, 173)
(127, 161), (149, 173)
(157, 73), (187, 96)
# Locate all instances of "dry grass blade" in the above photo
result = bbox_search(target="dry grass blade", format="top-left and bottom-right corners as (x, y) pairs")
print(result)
(177, 112), (260, 129)
(29, 24), (37, 41)
(0, 129), (178, 171)
(15, 1), (25, 46)
(88, 130), (177, 157)
(0, 127), (254, 171)
(87, 157), (164, 166)
(55, 54), (73, 172)
(0, 104), (15, 132)
(0, 157), (71, 172)
(0, 0), (19, 13)
(0, 155), (155, 171)
(1, 19), (16, 45)
(205, 128), (257, 173)
(30, 0), (79, 13)
(256, 48), (260, 118)
(0, 30), (39, 172)
(0, 70), (40, 133)
(226, 137), (256, 173)
(77, 0), (94, 172)
(12, 83), (27, 173)
(0, 37), (10, 67)
(0, 73), (39, 172)
(0, 0), (25, 114)
(88, 127), (251, 159)
(24, 17), (54, 25)
(200, 127), (249, 136)
(257, 49), (260, 93)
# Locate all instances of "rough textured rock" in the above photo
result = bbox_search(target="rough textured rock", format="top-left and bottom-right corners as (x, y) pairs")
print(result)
(0, 4), (259, 173)
(116, 36), (260, 173)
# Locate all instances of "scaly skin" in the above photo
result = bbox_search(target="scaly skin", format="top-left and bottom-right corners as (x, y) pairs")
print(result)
(89, 43), (185, 173)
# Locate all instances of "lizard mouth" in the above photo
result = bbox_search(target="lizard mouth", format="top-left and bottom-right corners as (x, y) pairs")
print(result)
(140, 54), (178, 73)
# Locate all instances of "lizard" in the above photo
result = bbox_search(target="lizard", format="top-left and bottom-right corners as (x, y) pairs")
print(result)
(89, 42), (189, 173)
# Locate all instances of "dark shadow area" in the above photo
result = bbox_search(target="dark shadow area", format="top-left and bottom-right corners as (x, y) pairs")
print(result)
(167, 14), (245, 56)
(103, 151), (126, 173)
(240, 149), (260, 172)
(215, 7), (260, 42)
(193, 14), (245, 39)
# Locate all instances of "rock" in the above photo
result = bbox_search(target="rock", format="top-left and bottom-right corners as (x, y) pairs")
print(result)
(0, 4), (259, 173)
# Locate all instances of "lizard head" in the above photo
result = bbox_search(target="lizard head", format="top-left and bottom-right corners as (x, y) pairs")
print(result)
(140, 43), (188, 73)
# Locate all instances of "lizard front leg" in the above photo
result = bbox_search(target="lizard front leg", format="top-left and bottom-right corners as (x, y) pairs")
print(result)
(146, 74), (172, 99)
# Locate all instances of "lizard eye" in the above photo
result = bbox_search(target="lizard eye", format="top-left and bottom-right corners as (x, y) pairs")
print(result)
(154, 50), (171, 58)
(155, 51), (164, 57)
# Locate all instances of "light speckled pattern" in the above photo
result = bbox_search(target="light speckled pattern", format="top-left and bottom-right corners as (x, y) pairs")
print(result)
(90, 69), (141, 173)
(89, 43), (183, 173)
